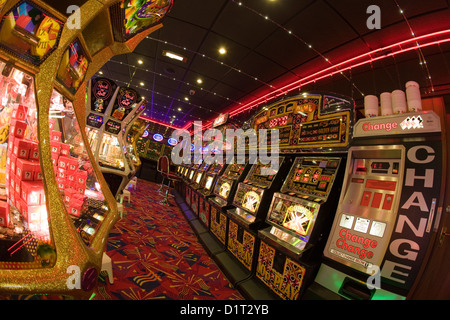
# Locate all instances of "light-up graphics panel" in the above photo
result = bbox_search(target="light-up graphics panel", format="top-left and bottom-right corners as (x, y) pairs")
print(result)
(233, 184), (264, 216)
(251, 94), (353, 152)
(267, 195), (319, 247)
(123, 0), (173, 39)
(0, 1), (63, 65)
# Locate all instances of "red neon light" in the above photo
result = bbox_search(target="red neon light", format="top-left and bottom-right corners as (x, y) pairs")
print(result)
(182, 30), (450, 130)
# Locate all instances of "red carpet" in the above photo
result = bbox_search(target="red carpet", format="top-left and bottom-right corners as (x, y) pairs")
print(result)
(94, 179), (243, 300)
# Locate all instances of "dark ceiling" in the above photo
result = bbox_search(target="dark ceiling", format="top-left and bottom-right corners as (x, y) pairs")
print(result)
(100, 0), (450, 130)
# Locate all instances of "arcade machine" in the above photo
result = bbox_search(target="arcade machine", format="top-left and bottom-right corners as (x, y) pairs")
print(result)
(0, 0), (172, 299)
(311, 110), (444, 300)
(235, 92), (355, 300)
(86, 76), (146, 198)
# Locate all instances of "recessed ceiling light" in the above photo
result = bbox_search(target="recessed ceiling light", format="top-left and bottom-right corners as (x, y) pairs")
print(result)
(140, 82), (144, 86)
(162, 50), (187, 62)
(218, 47), (227, 55)
(184, 97), (189, 101)
(137, 59), (143, 64)
(197, 78), (203, 84)
(178, 107), (182, 111)
(99, 70), (103, 74)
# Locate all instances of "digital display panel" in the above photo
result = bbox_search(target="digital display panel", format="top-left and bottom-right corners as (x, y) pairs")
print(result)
(87, 113), (103, 128)
(281, 157), (340, 199)
(105, 119), (121, 135)
(189, 170), (194, 180)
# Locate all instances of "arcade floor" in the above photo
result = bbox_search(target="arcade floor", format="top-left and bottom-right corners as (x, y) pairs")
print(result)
(93, 178), (244, 300)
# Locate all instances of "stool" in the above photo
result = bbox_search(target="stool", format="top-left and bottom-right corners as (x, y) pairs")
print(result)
(101, 252), (114, 284)
(117, 189), (131, 204)
(116, 202), (126, 219)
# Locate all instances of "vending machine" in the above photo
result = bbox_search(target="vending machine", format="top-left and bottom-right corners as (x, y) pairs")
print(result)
(312, 110), (443, 300)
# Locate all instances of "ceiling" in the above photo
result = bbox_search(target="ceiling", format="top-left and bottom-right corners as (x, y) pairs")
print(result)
(100, 0), (450, 131)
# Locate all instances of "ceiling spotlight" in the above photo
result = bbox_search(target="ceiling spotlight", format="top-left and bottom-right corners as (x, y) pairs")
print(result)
(137, 59), (143, 64)
(197, 78), (203, 84)
(140, 82), (144, 86)
(219, 47), (227, 55)
(178, 107), (182, 111)
(98, 70), (103, 75)
(184, 97), (189, 101)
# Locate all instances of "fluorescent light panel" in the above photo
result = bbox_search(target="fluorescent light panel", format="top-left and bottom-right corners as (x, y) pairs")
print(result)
(163, 50), (187, 62)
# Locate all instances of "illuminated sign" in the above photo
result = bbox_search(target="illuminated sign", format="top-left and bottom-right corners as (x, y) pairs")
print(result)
(167, 138), (177, 146)
(153, 133), (163, 142)
(212, 113), (229, 127)
(142, 130), (149, 138)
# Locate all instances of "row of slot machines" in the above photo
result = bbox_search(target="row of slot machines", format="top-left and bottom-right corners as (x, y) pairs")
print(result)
(174, 92), (444, 301)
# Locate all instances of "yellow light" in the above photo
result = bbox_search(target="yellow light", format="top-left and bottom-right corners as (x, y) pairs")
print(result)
(219, 47), (227, 55)
(137, 59), (143, 64)
(140, 82), (144, 86)
(197, 78), (203, 84)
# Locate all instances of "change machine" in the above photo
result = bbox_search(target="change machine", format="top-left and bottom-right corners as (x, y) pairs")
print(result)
(313, 110), (444, 300)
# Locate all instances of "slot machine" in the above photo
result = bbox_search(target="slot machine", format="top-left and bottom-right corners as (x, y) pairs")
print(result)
(215, 157), (291, 285)
(234, 92), (354, 300)
(196, 114), (241, 227)
(86, 77), (146, 198)
(189, 161), (209, 216)
(197, 160), (227, 227)
(0, 0), (172, 299)
(312, 110), (444, 300)
(208, 160), (251, 246)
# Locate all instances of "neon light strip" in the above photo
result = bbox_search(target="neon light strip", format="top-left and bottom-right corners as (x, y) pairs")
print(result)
(182, 29), (450, 130)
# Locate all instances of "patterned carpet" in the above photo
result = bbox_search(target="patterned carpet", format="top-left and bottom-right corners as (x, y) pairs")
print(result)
(93, 178), (243, 300)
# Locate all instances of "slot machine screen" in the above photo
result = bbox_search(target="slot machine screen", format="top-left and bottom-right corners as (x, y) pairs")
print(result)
(189, 170), (195, 180)
(267, 195), (320, 240)
(281, 157), (340, 200)
(214, 177), (233, 200)
(195, 172), (203, 184)
(204, 175), (214, 190)
(233, 183), (264, 214)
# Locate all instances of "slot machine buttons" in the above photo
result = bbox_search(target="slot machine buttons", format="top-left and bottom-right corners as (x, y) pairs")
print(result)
(371, 192), (383, 208)
(360, 191), (372, 206)
(382, 194), (394, 211)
